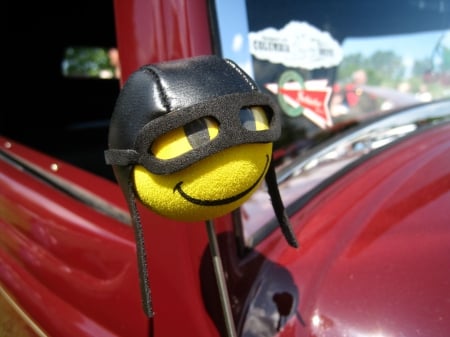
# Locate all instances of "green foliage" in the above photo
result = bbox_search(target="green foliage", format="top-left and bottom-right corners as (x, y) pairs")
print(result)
(440, 45), (450, 71)
(337, 47), (449, 100)
(338, 51), (405, 86)
(62, 47), (115, 78)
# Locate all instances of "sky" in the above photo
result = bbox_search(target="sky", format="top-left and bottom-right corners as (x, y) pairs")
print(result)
(342, 30), (449, 60)
(214, 0), (254, 76)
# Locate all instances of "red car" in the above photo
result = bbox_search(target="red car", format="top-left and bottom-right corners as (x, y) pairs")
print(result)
(2, 1), (449, 336)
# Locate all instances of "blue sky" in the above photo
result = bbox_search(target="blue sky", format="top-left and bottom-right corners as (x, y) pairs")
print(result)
(214, 0), (254, 75)
(342, 30), (449, 60)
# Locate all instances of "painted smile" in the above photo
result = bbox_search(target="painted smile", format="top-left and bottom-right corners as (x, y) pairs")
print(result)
(173, 155), (270, 206)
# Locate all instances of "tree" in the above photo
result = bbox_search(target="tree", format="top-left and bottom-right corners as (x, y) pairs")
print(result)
(62, 47), (115, 78)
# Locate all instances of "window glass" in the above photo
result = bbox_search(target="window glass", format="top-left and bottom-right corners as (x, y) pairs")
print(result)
(214, 0), (450, 247)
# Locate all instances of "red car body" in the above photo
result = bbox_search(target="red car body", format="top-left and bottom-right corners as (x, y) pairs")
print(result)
(2, 0), (450, 336)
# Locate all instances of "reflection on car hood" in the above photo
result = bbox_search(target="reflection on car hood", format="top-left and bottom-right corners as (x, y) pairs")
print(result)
(279, 99), (450, 182)
(242, 99), (450, 246)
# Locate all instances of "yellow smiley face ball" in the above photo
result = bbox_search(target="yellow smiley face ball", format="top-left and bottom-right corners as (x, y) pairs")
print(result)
(132, 107), (272, 222)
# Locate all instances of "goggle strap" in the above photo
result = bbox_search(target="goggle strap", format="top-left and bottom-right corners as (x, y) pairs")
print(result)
(105, 149), (139, 166)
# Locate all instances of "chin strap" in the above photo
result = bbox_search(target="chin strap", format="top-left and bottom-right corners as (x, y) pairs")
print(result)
(265, 160), (299, 248)
(128, 179), (154, 317)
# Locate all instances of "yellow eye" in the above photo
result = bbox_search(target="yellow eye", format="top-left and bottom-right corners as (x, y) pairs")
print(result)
(239, 106), (270, 131)
(151, 117), (219, 159)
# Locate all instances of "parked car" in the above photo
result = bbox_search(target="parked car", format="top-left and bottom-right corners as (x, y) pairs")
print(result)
(2, 0), (449, 337)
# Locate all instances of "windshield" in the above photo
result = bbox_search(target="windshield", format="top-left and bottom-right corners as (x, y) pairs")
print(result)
(213, 0), (450, 247)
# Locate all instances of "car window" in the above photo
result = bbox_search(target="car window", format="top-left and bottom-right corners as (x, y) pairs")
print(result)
(3, 1), (119, 181)
(213, 0), (450, 248)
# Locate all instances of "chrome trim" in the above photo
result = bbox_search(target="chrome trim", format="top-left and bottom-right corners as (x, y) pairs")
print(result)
(279, 99), (450, 183)
(0, 149), (132, 226)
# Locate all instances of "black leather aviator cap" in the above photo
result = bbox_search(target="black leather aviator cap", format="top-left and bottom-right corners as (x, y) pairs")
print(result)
(104, 55), (298, 317)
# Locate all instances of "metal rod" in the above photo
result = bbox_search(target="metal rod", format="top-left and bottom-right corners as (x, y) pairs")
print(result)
(205, 219), (237, 337)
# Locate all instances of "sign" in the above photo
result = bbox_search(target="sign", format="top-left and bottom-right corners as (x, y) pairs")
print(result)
(266, 71), (333, 129)
(249, 21), (343, 70)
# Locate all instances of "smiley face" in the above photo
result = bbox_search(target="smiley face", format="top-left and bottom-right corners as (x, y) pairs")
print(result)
(132, 107), (273, 221)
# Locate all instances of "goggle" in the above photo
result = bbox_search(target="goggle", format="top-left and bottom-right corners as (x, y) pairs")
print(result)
(105, 91), (281, 175)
